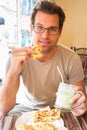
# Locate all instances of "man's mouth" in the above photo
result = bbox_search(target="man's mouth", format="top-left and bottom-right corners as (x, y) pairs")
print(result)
(39, 41), (50, 46)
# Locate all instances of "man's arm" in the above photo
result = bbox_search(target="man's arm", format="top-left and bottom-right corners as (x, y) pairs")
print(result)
(73, 79), (86, 94)
(0, 46), (35, 115)
(0, 70), (20, 115)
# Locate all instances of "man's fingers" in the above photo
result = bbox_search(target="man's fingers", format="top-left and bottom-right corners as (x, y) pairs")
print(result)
(69, 91), (85, 105)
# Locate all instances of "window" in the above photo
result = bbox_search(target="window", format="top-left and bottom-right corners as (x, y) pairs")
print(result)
(0, 0), (17, 47)
(0, 0), (17, 82)
(18, 0), (37, 47)
(0, 0), (37, 81)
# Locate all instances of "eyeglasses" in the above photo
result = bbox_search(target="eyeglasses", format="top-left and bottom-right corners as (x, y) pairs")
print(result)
(33, 25), (59, 35)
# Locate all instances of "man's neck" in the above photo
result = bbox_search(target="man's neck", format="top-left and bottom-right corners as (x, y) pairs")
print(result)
(38, 46), (57, 62)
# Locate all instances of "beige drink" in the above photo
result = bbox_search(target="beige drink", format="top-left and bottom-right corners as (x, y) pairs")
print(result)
(55, 82), (75, 111)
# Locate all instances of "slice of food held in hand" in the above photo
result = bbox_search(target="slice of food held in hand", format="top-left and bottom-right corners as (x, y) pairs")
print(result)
(31, 45), (42, 59)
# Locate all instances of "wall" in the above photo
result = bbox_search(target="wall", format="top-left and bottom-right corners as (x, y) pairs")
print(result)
(55, 0), (87, 48)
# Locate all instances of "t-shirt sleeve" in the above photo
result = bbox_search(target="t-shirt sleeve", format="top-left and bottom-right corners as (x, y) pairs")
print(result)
(67, 54), (84, 83)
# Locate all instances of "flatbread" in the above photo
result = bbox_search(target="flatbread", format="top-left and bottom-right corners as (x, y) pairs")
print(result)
(18, 125), (34, 130)
(18, 109), (60, 130)
(31, 45), (42, 59)
(34, 109), (61, 122)
(18, 123), (58, 130)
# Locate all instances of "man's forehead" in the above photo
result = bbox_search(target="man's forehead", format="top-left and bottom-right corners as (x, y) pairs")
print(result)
(34, 11), (59, 26)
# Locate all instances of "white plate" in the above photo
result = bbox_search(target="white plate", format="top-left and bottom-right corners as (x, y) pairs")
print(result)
(15, 111), (68, 130)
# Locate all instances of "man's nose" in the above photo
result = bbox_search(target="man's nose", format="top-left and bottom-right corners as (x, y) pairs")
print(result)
(41, 29), (49, 38)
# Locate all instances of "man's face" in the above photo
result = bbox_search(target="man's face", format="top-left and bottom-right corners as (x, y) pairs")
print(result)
(30, 11), (61, 54)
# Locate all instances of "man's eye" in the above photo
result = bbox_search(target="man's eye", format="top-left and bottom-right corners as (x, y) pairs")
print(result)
(37, 26), (43, 30)
(49, 27), (56, 31)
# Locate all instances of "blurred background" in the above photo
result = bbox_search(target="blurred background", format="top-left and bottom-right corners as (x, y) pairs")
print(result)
(0, 0), (87, 85)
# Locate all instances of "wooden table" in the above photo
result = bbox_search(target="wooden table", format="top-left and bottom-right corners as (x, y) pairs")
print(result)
(1, 112), (87, 130)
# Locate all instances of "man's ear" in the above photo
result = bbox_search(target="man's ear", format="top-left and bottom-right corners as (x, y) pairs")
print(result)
(29, 23), (33, 33)
(59, 28), (62, 37)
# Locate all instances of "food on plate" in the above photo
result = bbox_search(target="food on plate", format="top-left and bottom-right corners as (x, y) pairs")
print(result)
(17, 109), (61, 130)
(31, 45), (42, 59)
(18, 123), (58, 130)
(18, 124), (34, 130)
(34, 109), (61, 122)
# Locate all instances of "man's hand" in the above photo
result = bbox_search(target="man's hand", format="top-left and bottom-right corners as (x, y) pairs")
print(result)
(9, 47), (36, 76)
(70, 91), (87, 116)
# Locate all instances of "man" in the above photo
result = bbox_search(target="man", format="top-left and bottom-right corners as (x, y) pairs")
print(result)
(0, 0), (87, 116)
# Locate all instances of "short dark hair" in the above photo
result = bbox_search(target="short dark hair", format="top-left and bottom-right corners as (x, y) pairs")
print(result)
(30, 0), (65, 31)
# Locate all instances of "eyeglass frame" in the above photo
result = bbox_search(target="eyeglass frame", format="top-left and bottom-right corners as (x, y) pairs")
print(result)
(33, 25), (59, 35)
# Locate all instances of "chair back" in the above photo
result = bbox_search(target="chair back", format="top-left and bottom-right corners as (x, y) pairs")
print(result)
(74, 47), (87, 76)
